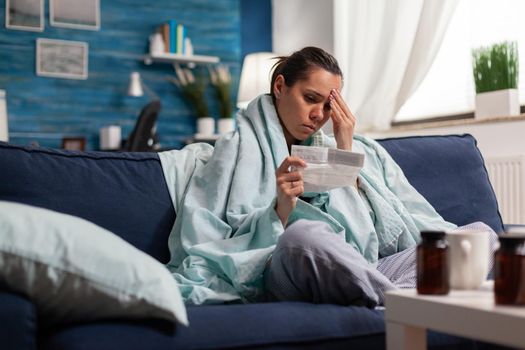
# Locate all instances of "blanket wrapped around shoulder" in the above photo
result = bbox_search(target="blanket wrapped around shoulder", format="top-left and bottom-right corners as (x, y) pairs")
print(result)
(159, 95), (455, 305)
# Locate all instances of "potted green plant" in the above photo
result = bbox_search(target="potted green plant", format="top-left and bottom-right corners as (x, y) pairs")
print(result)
(472, 41), (519, 120)
(169, 65), (214, 136)
(209, 65), (235, 134)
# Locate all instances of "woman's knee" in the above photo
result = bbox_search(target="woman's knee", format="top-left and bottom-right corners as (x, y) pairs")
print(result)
(277, 219), (342, 252)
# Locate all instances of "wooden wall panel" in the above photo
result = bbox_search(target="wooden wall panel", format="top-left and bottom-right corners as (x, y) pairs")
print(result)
(0, 0), (240, 150)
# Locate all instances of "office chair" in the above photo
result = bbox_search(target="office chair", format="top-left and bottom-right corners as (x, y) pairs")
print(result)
(125, 100), (161, 152)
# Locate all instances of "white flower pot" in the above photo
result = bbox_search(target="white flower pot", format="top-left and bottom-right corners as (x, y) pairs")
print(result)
(217, 118), (235, 135)
(196, 117), (215, 137)
(475, 88), (520, 120)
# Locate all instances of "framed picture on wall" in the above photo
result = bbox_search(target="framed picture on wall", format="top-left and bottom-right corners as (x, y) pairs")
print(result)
(5, 0), (44, 32)
(36, 38), (88, 80)
(50, 0), (100, 30)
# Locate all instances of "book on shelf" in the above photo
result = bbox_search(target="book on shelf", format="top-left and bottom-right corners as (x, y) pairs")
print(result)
(169, 19), (177, 53)
(160, 23), (169, 53)
(176, 23), (185, 55)
(153, 20), (192, 57)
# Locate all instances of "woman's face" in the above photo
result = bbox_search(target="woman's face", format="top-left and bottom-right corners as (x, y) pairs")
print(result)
(273, 67), (342, 147)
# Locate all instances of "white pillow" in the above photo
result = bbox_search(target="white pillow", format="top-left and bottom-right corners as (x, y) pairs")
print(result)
(0, 200), (188, 326)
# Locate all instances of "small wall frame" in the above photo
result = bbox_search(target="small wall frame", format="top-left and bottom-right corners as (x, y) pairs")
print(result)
(36, 38), (88, 80)
(50, 0), (100, 31)
(5, 0), (44, 32)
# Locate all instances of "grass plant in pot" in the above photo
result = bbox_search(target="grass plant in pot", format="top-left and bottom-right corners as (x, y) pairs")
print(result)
(209, 65), (235, 135)
(170, 65), (214, 137)
(472, 41), (519, 120)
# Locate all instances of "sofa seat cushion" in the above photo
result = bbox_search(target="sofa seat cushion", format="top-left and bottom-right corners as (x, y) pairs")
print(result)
(0, 291), (36, 350)
(41, 303), (384, 350)
(378, 134), (503, 233)
(0, 142), (175, 263)
(41, 302), (477, 350)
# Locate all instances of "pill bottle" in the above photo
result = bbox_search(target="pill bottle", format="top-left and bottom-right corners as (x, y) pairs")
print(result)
(494, 234), (525, 305)
(417, 231), (449, 295)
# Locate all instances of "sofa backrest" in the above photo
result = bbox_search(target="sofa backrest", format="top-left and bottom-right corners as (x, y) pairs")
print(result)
(0, 142), (174, 263)
(377, 134), (503, 233)
(0, 134), (504, 264)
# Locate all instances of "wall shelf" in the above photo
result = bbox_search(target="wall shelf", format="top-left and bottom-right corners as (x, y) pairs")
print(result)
(144, 52), (220, 67)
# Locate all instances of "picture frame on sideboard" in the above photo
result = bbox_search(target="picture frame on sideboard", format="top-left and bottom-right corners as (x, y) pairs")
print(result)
(50, 0), (100, 31)
(5, 0), (44, 32)
(62, 137), (86, 151)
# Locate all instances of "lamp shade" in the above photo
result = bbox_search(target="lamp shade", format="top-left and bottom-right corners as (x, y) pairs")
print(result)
(127, 72), (144, 97)
(237, 52), (279, 108)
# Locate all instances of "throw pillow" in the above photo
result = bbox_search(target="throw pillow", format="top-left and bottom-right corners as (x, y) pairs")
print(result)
(0, 200), (188, 326)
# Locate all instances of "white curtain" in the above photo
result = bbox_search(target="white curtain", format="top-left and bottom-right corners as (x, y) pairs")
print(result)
(333, 0), (459, 132)
(272, 0), (334, 55)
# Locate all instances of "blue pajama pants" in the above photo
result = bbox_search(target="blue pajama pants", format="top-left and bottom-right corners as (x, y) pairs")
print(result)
(264, 220), (498, 307)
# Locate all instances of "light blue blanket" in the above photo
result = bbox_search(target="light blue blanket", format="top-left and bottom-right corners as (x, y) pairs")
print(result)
(159, 95), (455, 305)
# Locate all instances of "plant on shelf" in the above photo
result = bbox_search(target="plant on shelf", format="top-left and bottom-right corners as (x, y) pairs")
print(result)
(472, 41), (519, 93)
(471, 41), (520, 120)
(169, 64), (209, 118)
(208, 65), (233, 119)
(209, 65), (236, 134)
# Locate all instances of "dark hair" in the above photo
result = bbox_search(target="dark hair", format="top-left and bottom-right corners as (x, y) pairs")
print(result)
(270, 47), (343, 101)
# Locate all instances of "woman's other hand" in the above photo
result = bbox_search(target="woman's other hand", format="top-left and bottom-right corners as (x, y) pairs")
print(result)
(275, 156), (306, 226)
(329, 89), (356, 151)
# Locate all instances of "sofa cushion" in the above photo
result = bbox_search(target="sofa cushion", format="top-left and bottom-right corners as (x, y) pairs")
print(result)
(0, 142), (175, 263)
(41, 303), (385, 350)
(0, 200), (188, 326)
(0, 291), (36, 350)
(41, 302), (479, 350)
(377, 134), (503, 233)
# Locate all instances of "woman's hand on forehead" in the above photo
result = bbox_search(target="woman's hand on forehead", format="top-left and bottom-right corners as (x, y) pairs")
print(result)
(329, 89), (356, 151)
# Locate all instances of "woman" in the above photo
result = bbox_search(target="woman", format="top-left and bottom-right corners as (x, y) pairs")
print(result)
(159, 47), (496, 306)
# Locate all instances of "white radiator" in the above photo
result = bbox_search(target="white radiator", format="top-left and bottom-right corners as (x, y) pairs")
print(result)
(485, 155), (525, 225)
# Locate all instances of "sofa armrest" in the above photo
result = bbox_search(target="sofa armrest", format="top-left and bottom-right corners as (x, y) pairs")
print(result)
(0, 290), (37, 350)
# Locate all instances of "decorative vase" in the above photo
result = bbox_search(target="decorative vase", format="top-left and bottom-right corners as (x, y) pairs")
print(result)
(475, 88), (520, 120)
(196, 117), (215, 137)
(149, 33), (165, 55)
(217, 118), (235, 135)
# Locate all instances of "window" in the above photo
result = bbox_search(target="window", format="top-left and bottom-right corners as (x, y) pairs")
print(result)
(395, 0), (525, 122)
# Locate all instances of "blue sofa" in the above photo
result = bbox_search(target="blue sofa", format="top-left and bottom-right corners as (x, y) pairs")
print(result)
(0, 134), (505, 350)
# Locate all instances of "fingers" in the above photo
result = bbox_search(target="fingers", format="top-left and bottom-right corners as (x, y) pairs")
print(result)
(277, 178), (304, 198)
(276, 171), (303, 188)
(329, 97), (343, 125)
(331, 99), (356, 129)
(276, 156), (306, 198)
(329, 90), (356, 125)
(331, 89), (355, 120)
(276, 156), (307, 175)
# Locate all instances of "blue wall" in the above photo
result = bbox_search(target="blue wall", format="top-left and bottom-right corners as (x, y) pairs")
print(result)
(0, 0), (241, 150)
(240, 0), (272, 62)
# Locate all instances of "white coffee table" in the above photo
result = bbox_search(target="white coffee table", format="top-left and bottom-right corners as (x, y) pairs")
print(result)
(385, 281), (525, 349)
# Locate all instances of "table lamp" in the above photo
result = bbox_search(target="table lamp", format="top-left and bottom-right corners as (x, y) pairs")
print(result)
(237, 52), (279, 109)
(127, 72), (159, 101)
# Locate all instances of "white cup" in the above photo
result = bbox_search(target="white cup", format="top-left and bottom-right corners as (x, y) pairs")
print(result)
(99, 125), (121, 150)
(447, 229), (490, 290)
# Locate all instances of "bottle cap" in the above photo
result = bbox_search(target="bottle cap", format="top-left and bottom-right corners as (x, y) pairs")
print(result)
(420, 231), (446, 240)
(499, 233), (525, 248)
